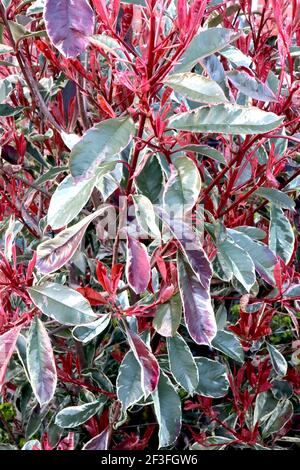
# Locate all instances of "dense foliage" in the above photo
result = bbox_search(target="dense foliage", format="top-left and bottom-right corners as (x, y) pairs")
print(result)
(0, 0), (299, 451)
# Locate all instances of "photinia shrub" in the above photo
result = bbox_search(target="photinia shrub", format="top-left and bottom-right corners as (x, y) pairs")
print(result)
(0, 0), (299, 451)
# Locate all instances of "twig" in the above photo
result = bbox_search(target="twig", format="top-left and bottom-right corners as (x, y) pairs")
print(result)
(0, 4), (63, 134)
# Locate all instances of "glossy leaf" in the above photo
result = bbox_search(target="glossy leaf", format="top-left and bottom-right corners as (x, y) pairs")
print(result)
(72, 314), (111, 343)
(269, 205), (295, 264)
(55, 399), (106, 428)
(152, 371), (182, 448)
(28, 283), (97, 325)
(190, 145), (226, 165)
(36, 205), (110, 273)
(0, 326), (22, 393)
(153, 293), (182, 337)
(228, 229), (277, 286)
(227, 70), (277, 102)
(177, 253), (217, 345)
(168, 103), (283, 135)
(163, 156), (201, 215)
(126, 235), (151, 294)
(47, 164), (114, 229)
(44, 0), (94, 58)
(267, 343), (288, 377)
(47, 175), (96, 230)
(136, 154), (163, 203)
(212, 330), (245, 363)
(132, 194), (161, 238)
(217, 238), (256, 292)
(174, 28), (240, 73)
(255, 188), (295, 210)
(27, 317), (57, 406)
(116, 351), (143, 410)
(262, 400), (293, 437)
(70, 117), (135, 179)
(196, 357), (229, 398)
(164, 73), (228, 103)
(167, 333), (199, 394)
(125, 326), (160, 396)
(220, 45), (252, 67)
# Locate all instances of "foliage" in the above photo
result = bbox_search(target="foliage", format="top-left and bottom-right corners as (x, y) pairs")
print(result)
(0, 0), (299, 451)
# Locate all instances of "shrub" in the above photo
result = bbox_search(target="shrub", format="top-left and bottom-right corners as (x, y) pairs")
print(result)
(0, 0), (299, 450)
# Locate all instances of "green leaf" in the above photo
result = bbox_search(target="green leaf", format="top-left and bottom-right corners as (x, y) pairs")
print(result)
(174, 28), (240, 73)
(196, 357), (229, 398)
(132, 194), (161, 238)
(267, 343), (288, 377)
(55, 399), (106, 428)
(228, 229), (277, 286)
(27, 317), (57, 406)
(119, 0), (146, 5)
(136, 155), (163, 203)
(189, 145), (226, 165)
(269, 205), (295, 264)
(217, 238), (256, 292)
(262, 400), (293, 437)
(152, 371), (182, 448)
(163, 156), (201, 214)
(90, 34), (127, 60)
(255, 188), (295, 210)
(47, 174), (96, 230)
(227, 70), (277, 102)
(28, 283), (97, 325)
(234, 226), (266, 240)
(212, 330), (245, 363)
(168, 103), (283, 135)
(33, 166), (68, 187)
(0, 78), (13, 103)
(47, 163), (115, 229)
(220, 46), (252, 67)
(70, 117), (135, 179)
(0, 44), (14, 54)
(27, 0), (45, 15)
(167, 333), (199, 394)
(60, 131), (80, 150)
(285, 175), (300, 190)
(72, 315), (111, 344)
(116, 351), (143, 410)
(0, 103), (23, 117)
(153, 294), (182, 337)
(253, 391), (278, 425)
(164, 73), (228, 103)
(192, 436), (232, 450)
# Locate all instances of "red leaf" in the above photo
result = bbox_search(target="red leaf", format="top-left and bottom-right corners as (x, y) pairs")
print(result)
(126, 235), (151, 295)
(96, 261), (111, 293)
(125, 325), (160, 396)
(76, 287), (108, 306)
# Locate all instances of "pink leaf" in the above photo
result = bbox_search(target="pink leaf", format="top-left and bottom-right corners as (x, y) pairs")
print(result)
(125, 325), (160, 396)
(178, 253), (217, 346)
(44, 0), (95, 58)
(83, 426), (110, 450)
(126, 235), (151, 295)
(0, 326), (22, 393)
